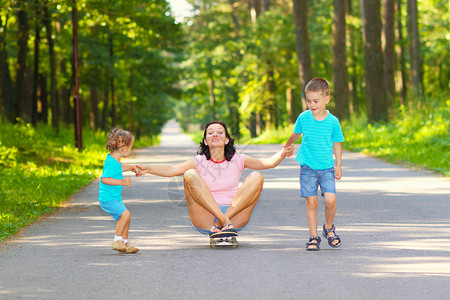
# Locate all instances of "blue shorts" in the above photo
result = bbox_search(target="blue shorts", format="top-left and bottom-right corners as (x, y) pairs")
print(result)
(193, 205), (246, 235)
(300, 165), (336, 198)
(99, 199), (127, 221)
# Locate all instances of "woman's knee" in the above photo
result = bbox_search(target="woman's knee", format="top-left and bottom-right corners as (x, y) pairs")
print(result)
(183, 169), (198, 182)
(248, 171), (264, 185)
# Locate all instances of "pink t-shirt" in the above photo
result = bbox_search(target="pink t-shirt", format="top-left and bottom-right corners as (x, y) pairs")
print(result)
(194, 153), (245, 206)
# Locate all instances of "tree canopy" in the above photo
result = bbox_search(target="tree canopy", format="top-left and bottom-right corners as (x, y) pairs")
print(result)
(0, 0), (448, 142)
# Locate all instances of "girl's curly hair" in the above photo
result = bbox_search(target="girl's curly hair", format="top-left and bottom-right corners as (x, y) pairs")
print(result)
(197, 121), (236, 161)
(106, 128), (134, 152)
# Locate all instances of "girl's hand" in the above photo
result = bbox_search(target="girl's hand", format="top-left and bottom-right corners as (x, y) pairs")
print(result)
(122, 178), (132, 187)
(135, 165), (148, 176)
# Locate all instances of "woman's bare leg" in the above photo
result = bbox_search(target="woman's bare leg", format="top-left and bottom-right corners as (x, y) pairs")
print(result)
(183, 169), (230, 230)
(220, 171), (264, 229)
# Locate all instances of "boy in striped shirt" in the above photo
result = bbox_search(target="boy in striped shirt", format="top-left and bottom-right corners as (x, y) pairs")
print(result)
(283, 78), (344, 251)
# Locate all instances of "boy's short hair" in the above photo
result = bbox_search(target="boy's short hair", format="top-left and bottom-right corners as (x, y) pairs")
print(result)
(305, 77), (330, 96)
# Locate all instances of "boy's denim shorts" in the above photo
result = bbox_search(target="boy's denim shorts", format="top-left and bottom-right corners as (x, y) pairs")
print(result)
(300, 165), (336, 198)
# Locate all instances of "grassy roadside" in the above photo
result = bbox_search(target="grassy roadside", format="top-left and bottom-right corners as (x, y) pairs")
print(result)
(0, 123), (158, 242)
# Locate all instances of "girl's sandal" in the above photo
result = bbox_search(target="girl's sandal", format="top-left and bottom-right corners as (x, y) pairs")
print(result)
(306, 236), (321, 251)
(322, 224), (341, 248)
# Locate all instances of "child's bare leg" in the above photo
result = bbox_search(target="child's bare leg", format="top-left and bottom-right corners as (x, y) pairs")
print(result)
(183, 169), (230, 229)
(116, 210), (131, 237)
(224, 171), (264, 228)
(121, 218), (130, 240)
(305, 196), (319, 249)
(323, 193), (339, 246)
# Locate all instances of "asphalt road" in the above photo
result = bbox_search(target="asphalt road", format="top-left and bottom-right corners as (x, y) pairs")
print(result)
(1, 120), (449, 299)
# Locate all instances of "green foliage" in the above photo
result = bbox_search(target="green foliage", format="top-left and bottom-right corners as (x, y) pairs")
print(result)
(0, 123), (157, 241)
(342, 100), (450, 175)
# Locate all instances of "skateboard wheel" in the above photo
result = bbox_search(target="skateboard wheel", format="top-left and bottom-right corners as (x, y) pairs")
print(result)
(231, 237), (238, 248)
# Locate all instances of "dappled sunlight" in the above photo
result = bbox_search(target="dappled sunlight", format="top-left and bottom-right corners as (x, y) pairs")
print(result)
(373, 239), (450, 252)
(340, 222), (450, 278)
(351, 257), (450, 278)
(338, 176), (450, 195)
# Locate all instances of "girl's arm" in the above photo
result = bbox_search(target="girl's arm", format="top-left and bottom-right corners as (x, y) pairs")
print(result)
(244, 145), (294, 170)
(334, 142), (342, 180)
(101, 177), (132, 187)
(137, 158), (196, 177)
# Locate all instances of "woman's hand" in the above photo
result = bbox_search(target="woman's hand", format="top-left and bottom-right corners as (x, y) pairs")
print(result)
(135, 165), (148, 176)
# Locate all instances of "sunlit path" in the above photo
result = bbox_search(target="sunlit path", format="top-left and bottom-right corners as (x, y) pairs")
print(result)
(1, 120), (449, 299)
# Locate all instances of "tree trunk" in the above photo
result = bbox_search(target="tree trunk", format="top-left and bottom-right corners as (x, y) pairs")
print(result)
(292, 0), (312, 112)
(332, 0), (349, 120)
(14, 2), (30, 123)
(360, 0), (387, 122)
(102, 89), (109, 130)
(129, 67), (134, 132)
(89, 84), (100, 130)
(32, 1), (41, 126)
(383, 0), (396, 108)
(43, 0), (59, 130)
(286, 87), (299, 124)
(346, 0), (360, 114)
(109, 32), (116, 127)
(396, 0), (407, 105)
(208, 74), (217, 120)
(39, 73), (48, 124)
(0, 12), (9, 121)
(59, 59), (71, 124)
(407, 0), (423, 97)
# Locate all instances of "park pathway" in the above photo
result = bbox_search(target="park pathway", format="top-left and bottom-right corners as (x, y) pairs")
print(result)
(1, 120), (449, 299)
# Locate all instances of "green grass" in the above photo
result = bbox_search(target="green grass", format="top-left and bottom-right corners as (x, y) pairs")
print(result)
(0, 123), (158, 241)
(240, 101), (449, 176)
(341, 102), (449, 176)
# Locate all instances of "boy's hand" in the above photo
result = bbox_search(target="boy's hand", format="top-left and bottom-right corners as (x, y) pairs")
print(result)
(335, 166), (342, 180)
(122, 178), (132, 187)
(281, 144), (295, 157)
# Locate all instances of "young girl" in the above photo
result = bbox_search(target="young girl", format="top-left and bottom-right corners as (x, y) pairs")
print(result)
(99, 128), (139, 253)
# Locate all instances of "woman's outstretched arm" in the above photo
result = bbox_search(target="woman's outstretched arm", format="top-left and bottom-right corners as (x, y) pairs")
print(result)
(137, 158), (196, 177)
(243, 145), (294, 170)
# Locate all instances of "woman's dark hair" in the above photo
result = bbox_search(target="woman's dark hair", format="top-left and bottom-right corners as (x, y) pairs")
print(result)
(197, 121), (236, 161)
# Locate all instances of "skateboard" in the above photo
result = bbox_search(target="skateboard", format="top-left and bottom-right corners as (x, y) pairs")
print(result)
(209, 236), (238, 248)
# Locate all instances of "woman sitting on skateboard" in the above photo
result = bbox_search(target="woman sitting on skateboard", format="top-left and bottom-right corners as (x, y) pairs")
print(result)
(137, 121), (294, 236)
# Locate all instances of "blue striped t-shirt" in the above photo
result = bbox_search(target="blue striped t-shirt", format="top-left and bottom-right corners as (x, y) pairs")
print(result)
(293, 110), (344, 170)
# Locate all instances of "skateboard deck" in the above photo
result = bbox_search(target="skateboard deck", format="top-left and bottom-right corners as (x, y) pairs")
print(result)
(210, 236), (238, 248)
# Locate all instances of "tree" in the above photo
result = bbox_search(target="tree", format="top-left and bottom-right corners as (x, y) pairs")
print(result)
(360, 0), (387, 122)
(292, 0), (312, 112)
(43, 0), (58, 130)
(14, 0), (31, 123)
(407, 0), (423, 97)
(383, 0), (396, 108)
(332, 0), (349, 120)
(396, 0), (407, 105)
